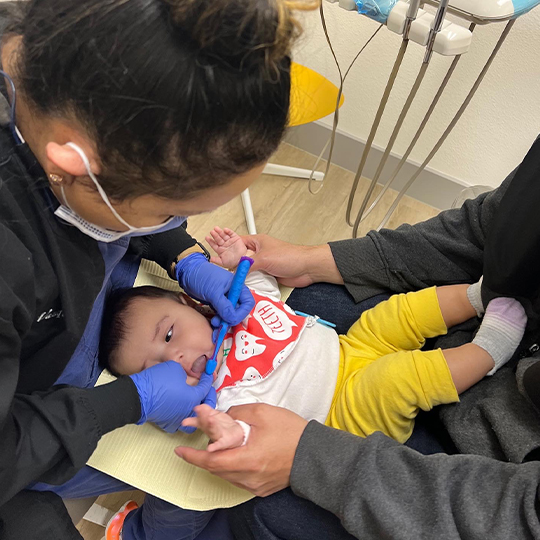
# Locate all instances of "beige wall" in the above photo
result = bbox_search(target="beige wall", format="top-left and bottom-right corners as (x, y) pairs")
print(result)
(293, 3), (540, 188)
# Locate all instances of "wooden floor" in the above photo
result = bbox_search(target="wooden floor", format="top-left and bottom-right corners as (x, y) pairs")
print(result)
(188, 142), (440, 245)
(77, 142), (439, 539)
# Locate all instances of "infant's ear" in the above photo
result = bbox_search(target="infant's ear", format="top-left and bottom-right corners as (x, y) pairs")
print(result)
(177, 292), (194, 307)
(177, 292), (216, 319)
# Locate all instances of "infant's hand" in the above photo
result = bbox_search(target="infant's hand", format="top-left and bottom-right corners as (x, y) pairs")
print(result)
(182, 404), (245, 452)
(206, 227), (248, 269)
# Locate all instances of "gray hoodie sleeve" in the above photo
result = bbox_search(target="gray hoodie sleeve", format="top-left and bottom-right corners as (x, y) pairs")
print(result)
(291, 421), (540, 540)
(329, 172), (515, 303)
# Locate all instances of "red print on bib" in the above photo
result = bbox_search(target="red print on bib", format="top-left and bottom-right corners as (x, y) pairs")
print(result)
(215, 291), (307, 392)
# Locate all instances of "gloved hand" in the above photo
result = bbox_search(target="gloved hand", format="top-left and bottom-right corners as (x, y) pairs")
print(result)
(130, 361), (217, 433)
(175, 253), (254, 326)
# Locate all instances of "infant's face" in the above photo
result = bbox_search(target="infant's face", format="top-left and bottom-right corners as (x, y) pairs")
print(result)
(114, 296), (224, 384)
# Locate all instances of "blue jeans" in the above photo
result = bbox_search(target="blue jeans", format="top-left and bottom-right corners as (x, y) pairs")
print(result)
(31, 468), (214, 540)
(227, 282), (447, 540)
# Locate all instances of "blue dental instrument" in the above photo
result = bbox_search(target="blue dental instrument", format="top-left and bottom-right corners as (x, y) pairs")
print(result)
(205, 256), (254, 375)
(294, 310), (337, 329)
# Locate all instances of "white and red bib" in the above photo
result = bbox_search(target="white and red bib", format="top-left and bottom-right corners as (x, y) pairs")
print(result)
(215, 291), (307, 392)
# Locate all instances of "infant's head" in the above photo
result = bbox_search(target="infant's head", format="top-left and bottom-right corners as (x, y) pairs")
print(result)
(100, 286), (223, 384)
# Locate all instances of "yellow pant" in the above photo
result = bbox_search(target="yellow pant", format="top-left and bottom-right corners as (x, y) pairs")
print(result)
(326, 287), (459, 443)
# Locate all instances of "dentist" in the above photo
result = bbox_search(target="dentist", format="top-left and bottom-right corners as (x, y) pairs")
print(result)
(0, 0), (312, 538)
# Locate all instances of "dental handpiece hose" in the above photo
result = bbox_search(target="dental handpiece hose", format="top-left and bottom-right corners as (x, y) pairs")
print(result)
(424, 0), (450, 63)
(403, 0), (422, 39)
(205, 256), (254, 375)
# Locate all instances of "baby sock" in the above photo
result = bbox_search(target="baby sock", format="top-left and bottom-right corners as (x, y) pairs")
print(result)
(472, 297), (527, 375)
(466, 277), (485, 317)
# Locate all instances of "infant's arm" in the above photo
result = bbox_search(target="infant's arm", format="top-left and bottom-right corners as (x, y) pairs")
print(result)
(182, 404), (250, 451)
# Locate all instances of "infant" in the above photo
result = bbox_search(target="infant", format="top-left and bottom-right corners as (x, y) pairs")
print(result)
(101, 227), (528, 452)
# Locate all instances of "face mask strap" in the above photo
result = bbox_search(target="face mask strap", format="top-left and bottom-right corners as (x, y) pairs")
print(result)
(65, 142), (134, 231)
(59, 184), (72, 211)
(60, 142), (178, 238)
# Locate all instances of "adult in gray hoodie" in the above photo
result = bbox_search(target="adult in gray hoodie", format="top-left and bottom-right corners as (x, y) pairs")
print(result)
(178, 137), (540, 540)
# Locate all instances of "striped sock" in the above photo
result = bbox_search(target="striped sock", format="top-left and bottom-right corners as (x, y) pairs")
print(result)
(473, 297), (527, 375)
(467, 277), (484, 317)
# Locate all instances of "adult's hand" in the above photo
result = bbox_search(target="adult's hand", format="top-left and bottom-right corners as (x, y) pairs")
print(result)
(176, 252), (254, 325)
(175, 403), (308, 496)
(130, 361), (216, 433)
(241, 235), (344, 288)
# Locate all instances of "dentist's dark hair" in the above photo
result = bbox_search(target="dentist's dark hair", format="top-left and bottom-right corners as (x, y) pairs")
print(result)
(7, 0), (319, 200)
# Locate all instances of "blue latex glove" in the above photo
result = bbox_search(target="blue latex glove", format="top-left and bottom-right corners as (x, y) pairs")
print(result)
(130, 361), (216, 433)
(175, 252), (254, 326)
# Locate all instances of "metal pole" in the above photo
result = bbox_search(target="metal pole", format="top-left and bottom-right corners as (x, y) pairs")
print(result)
(351, 0), (451, 237)
(376, 20), (515, 231)
(355, 23), (475, 226)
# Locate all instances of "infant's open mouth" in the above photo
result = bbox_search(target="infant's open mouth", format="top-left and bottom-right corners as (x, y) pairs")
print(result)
(191, 355), (207, 375)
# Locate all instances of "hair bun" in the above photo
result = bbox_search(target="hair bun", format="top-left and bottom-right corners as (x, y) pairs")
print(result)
(163, 0), (317, 71)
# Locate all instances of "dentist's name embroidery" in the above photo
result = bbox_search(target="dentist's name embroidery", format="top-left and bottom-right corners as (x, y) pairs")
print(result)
(37, 309), (64, 322)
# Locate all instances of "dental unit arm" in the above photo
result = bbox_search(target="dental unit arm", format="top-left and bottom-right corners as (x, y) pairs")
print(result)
(337, 0), (540, 23)
(319, 0), (539, 237)
(333, 0), (540, 59)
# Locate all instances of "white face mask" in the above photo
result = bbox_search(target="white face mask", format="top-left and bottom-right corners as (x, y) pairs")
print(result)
(54, 143), (184, 242)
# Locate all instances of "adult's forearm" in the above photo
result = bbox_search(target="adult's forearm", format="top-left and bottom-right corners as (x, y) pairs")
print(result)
(291, 422), (540, 540)
(128, 222), (197, 276)
(328, 173), (516, 304)
(244, 236), (344, 288)
(303, 244), (344, 285)
(0, 377), (140, 505)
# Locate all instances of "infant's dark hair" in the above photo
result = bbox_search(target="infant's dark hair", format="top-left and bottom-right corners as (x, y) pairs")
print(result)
(100, 286), (183, 376)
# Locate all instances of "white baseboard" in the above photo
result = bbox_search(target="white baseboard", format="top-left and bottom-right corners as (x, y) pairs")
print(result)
(285, 121), (470, 210)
